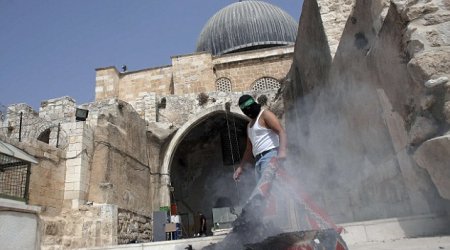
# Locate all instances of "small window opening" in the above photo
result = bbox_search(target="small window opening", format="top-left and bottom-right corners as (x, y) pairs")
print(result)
(37, 128), (51, 144)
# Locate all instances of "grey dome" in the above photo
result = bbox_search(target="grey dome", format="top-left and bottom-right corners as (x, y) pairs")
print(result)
(196, 0), (298, 56)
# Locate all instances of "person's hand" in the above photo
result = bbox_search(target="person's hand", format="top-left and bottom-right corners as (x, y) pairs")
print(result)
(233, 166), (243, 181)
(277, 151), (287, 163)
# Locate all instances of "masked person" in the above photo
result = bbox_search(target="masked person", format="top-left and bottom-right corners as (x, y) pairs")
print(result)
(233, 95), (287, 182)
(229, 95), (347, 250)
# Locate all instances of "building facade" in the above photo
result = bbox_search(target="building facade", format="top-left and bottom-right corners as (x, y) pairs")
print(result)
(0, 1), (298, 248)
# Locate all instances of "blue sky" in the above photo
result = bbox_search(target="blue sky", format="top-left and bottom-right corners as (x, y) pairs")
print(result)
(0, 0), (303, 110)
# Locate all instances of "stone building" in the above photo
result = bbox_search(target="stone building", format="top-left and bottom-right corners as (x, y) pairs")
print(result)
(0, 1), (298, 249)
(1, 0), (450, 249)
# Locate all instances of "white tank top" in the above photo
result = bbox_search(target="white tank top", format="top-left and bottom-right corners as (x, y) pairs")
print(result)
(248, 109), (280, 156)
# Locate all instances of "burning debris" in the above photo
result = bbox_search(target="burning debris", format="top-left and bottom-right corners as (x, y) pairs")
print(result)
(203, 159), (348, 250)
(245, 230), (347, 250)
(202, 195), (280, 250)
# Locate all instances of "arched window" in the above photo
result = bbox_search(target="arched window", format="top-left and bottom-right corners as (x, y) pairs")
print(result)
(216, 77), (232, 92)
(37, 128), (51, 144)
(252, 77), (280, 91)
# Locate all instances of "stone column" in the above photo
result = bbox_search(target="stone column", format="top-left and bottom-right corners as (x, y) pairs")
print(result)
(157, 175), (171, 211)
(63, 121), (94, 209)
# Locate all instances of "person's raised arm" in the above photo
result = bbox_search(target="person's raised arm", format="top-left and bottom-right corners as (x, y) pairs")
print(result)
(262, 110), (287, 161)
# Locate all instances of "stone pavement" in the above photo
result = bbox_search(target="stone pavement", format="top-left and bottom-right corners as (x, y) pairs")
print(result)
(350, 236), (450, 250)
(85, 235), (450, 250)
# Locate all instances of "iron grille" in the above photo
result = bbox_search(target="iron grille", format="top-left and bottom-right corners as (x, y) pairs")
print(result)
(0, 153), (31, 202)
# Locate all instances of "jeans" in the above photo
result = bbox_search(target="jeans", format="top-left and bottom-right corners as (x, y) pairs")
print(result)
(255, 148), (278, 181)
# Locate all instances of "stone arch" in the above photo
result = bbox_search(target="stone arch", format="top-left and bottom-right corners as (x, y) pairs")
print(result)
(37, 128), (51, 144)
(32, 122), (68, 148)
(158, 104), (248, 206)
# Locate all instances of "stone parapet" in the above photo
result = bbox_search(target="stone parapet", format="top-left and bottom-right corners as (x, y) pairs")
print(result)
(119, 65), (173, 100)
(39, 96), (76, 123)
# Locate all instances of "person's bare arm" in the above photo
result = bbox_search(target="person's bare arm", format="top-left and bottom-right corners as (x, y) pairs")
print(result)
(233, 137), (253, 180)
(261, 110), (287, 160)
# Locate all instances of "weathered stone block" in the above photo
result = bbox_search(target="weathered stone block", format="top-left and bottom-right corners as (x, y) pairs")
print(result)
(408, 116), (439, 145)
(413, 135), (450, 199)
(408, 49), (450, 85)
(444, 101), (450, 124)
(45, 221), (60, 236)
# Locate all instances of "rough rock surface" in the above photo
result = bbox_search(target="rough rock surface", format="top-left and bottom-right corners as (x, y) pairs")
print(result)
(413, 135), (450, 199)
(409, 115), (439, 145)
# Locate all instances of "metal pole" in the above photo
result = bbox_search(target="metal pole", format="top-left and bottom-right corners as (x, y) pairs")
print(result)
(56, 123), (61, 148)
(24, 163), (31, 203)
(19, 112), (23, 142)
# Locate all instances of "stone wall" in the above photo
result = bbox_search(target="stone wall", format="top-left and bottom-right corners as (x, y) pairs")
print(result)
(40, 204), (118, 250)
(130, 93), (158, 123)
(150, 90), (281, 211)
(214, 48), (294, 92)
(1, 84), (282, 248)
(172, 52), (215, 95)
(1, 97), (157, 248)
(94, 46), (293, 109)
(39, 96), (77, 123)
(86, 99), (153, 215)
(157, 91), (279, 127)
(284, 0), (450, 224)
(118, 209), (152, 244)
(2, 42), (291, 249)
(0, 135), (66, 216)
(4, 97), (78, 148)
(5, 103), (40, 142)
(62, 121), (94, 209)
(95, 67), (120, 100)
(393, 0), (450, 201)
(118, 65), (173, 99)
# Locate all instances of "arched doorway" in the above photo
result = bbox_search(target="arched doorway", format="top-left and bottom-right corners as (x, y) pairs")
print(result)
(162, 107), (255, 237)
